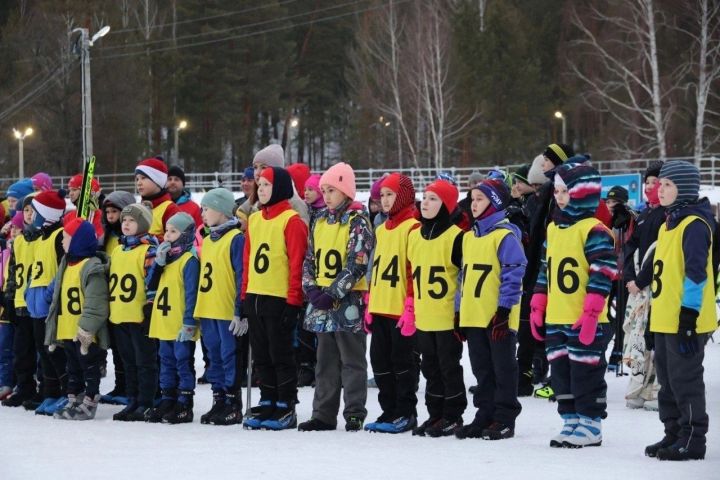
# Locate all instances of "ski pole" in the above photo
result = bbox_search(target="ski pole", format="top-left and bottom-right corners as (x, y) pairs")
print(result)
(245, 343), (252, 417)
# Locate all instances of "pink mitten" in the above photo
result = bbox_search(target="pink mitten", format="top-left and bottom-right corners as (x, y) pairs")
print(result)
(363, 292), (373, 334)
(529, 293), (548, 341)
(572, 293), (606, 346)
(396, 297), (416, 336)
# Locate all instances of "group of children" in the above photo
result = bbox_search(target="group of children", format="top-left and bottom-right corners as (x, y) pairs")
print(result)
(0, 148), (713, 461)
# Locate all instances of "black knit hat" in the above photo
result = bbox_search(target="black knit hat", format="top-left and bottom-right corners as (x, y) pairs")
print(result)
(606, 186), (629, 204)
(512, 164), (531, 185)
(543, 143), (575, 166)
(644, 161), (663, 182)
(168, 165), (186, 185)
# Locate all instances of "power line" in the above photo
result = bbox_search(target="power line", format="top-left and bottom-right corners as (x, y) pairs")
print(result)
(102, 0), (368, 51)
(109, 0), (300, 34)
(97, 0), (409, 61)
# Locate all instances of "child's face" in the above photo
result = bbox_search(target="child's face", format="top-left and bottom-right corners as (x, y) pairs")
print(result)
(121, 215), (139, 236)
(658, 178), (678, 207)
(321, 185), (347, 210)
(606, 198), (619, 214)
(7, 197), (17, 212)
(241, 178), (255, 197)
(68, 187), (81, 204)
(256, 177), (273, 205)
(421, 191), (442, 219)
(23, 205), (34, 225)
(304, 187), (319, 205)
(105, 206), (121, 224)
(380, 187), (396, 213)
(164, 224), (182, 243)
(62, 231), (72, 253)
(554, 185), (570, 209)
(512, 181), (534, 198)
(135, 174), (160, 197)
(10, 225), (21, 239)
(542, 157), (555, 172)
(202, 206), (226, 227)
(644, 176), (658, 196)
(470, 189), (491, 219)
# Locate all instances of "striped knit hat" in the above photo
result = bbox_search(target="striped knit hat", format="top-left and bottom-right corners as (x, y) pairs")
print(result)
(659, 160), (700, 207)
(543, 143), (575, 166)
(554, 162), (601, 222)
(381, 173), (415, 215)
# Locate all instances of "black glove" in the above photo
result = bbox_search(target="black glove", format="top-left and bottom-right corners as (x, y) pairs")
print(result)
(142, 303), (153, 335)
(282, 304), (302, 330)
(453, 312), (466, 342)
(491, 307), (511, 343)
(678, 306), (699, 356)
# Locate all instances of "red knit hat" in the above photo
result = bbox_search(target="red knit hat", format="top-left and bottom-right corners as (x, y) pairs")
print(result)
(68, 173), (100, 192)
(426, 179), (458, 213)
(135, 157), (169, 188)
(259, 167), (275, 184)
(286, 163), (311, 200)
(32, 190), (66, 224)
(381, 173), (415, 215)
(63, 216), (84, 236)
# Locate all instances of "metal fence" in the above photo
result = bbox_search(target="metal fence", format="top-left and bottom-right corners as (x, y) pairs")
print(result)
(2, 154), (718, 193)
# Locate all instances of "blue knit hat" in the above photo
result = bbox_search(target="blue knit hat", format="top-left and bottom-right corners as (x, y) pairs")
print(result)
(474, 179), (511, 211)
(242, 167), (254, 180)
(7, 179), (34, 200)
(659, 160), (700, 207)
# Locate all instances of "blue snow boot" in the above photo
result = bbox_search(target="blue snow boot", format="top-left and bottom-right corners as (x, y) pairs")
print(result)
(243, 400), (274, 430)
(364, 413), (393, 432)
(550, 413), (579, 447)
(45, 396), (69, 415)
(35, 397), (60, 416)
(374, 415), (417, 434)
(260, 402), (297, 430)
(563, 415), (602, 448)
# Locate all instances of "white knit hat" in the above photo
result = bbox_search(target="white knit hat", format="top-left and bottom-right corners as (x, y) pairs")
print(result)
(253, 144), (285, 168)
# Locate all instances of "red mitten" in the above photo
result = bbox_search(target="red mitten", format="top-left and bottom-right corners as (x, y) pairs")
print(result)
(572, 293), (606, 346)
(530, 293), (548, 341)
(396, 297), (416, 337)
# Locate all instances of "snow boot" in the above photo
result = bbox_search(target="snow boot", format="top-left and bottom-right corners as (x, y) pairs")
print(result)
(146, 390), (176, 423)
(345, 416), (364, 432)
(35, 397), (60, 416)
(626, 397), (645, 409)
(517, 369), (534, 397)
(298, 418), (336, 431)
(260, 401), (297, 430)
(112, 398), (138, 421)
(656, 439), (706, 461)
(645, 434), (678, 458)
(550, 414), (579, 447)
(101, 387), (128, 405)
(643, 400), (659, 411)
(65, 394), (100, 420)
(164, 391), (194, 424)
(482, 422), (515, 440)
(45, 396), (69, 416)
(425, 418), (463, 438)
(123, 404), (151, 422)
(200, 391), (226, 425)
(53, 394), (84, 420)
(364, 413), (394, 432)
(413, 417), (441, 437)
(243, 400), (274, 430)
(562, 415), (602, 448)
(1, 389), (35, 407)
(22, 392), (43, 411)
(455, 419), (488, 439)
(373, 415), (416, 434)
(533, 384), (555, 401)
(210, 392), (243, 426)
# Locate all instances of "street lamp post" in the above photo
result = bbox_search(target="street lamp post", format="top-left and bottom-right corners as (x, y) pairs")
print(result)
(174, 120), (187, 167)
(13, 127), (33, 178)
(554, 111), (567, 145)
(287, 117), (299, 163)
(72, 25), (110, 167)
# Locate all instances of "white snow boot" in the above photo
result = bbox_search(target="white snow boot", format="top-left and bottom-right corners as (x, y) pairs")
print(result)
(550, 413), (578, 447)
(563, 415), (602, 448)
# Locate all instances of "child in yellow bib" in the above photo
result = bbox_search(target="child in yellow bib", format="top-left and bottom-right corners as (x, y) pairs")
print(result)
(242, 167), (308, 431)
(530, 162), (616, 448)
(407, 179), (466, 438)
(0, 212), (25, 401)
(643, 161), (716, 461)
(44, 218), (109, 420)
(109, 203), (160, 421)
(457, 179), (526, 440)
(364, 173), (420, 434)
(194, 188), (246, 426)
(298, 162), (374, 432)
(145, 212), (200, 424)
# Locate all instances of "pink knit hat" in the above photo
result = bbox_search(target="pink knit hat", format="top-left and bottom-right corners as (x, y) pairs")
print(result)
(10, 211), (24, 230)
(304, 174), (325, 208)
(320, 162), (356, 200)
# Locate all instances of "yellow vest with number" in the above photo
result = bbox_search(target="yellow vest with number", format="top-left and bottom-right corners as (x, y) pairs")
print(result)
(149, 200), (172, 237)
(246, 209), (297, 298)
(57, 259), (88, 340)
(460, 229), (521, 330)
(105, 234), (120, 255)
(151, 252), (199, 340)
(650, 216), (717, 334)
(194, 229), (239, 321)
(546, 218), (610, 325)
(369, 218), (418, 316)
(13, 235), (33, 308)
(109, 244), (149, 324)
(407, 225), (461, 331)
(30, 228), (62, 288)
(313, 214), (368, 292)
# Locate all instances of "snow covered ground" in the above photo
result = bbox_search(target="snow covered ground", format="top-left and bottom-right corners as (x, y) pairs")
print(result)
(2, 340), (718, 479)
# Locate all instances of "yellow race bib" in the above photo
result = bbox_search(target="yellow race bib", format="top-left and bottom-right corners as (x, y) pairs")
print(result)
(109, 244), (150, 324)
(57, 259), (89, 340)
(13, 235), (33, 308)
(313, 214), (368, 292)
(245, 209), (297, 299)
(194, 229), (240, 321)
(29, 228), (62, 288)
(151, 252), (199, 340)
(149, 200), (172, 237)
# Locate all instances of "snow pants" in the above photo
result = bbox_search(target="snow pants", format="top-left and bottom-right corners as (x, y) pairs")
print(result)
(416, 330), (467, 421)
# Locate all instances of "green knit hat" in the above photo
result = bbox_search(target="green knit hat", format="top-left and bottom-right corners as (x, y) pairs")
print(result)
(201, 188), (235, 218)
(167, 212), (195, 233)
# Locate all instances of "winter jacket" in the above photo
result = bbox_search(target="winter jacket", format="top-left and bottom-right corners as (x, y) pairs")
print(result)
(44, 252), (110, 350)
(623, 204), (666, 283)
(174, 189), (203, 228)
(303, 200), (374, 333)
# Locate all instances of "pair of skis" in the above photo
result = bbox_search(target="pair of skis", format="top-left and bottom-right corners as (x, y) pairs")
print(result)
(76, 155), (96, 220)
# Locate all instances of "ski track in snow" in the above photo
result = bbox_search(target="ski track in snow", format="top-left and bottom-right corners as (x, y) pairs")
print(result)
(3, 341), (718, 479)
